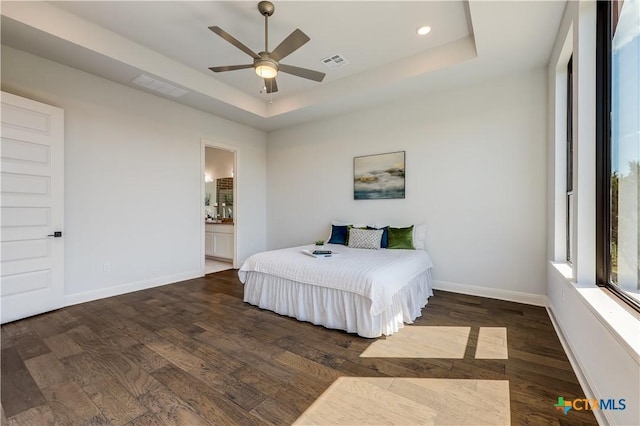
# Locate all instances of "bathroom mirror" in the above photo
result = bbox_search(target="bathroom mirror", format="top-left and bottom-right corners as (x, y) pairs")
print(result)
(204, 178), (233, 219)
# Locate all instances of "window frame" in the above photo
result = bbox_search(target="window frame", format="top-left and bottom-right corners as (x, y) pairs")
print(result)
(595, 0), (640, 312)
(566, 55), (574, 264)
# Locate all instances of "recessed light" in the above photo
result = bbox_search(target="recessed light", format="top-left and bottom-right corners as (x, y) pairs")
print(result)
(417, 26), (432, 36)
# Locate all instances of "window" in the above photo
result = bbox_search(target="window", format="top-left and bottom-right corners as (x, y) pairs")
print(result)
(567, 56), (574, 263)
(597, 0), (640, 311)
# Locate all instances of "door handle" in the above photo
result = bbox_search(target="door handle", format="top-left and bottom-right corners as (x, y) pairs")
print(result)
(47, 231), (63, 238)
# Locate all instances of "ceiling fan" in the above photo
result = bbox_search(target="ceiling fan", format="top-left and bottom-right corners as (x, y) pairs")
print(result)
(208, 1), (326, 94)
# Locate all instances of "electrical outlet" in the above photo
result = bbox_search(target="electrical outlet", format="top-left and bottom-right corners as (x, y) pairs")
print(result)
(103, 262), (111, 272)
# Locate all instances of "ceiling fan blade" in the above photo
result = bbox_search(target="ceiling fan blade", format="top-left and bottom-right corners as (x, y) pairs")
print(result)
(264, 78), (278, 94)
(279, 64), (326, 82)
(209, 64), (254, 73)
(209, 26), (260, 59)
(270, 29), (310, 61)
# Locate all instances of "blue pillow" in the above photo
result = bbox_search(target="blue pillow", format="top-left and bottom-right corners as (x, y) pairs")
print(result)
(328, 225), (349, 245)
(367, 226), (388, 248)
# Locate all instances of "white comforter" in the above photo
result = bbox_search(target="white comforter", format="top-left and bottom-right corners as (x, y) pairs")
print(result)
(238, 244), (433, 315)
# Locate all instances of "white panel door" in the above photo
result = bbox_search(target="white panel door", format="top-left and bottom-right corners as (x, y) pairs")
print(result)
(1, 91), (64, 324)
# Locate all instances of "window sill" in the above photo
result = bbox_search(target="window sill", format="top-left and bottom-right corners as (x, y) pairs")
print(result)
(553, 261), (573, 280)
(552, 263), (640, 362)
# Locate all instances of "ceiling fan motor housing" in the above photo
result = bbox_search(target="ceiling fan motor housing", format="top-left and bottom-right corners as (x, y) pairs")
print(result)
(258, 1), (275, 17)
(255, 54), (278, 70)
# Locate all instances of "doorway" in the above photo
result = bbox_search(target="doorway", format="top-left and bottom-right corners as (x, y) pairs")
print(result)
(201, 140), (237, 274)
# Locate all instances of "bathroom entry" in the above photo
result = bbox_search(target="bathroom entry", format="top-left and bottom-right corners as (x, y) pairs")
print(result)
(203, 145), (235, 274)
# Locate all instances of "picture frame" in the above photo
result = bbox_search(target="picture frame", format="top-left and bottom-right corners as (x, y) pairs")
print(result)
(353, 151), (405, 200)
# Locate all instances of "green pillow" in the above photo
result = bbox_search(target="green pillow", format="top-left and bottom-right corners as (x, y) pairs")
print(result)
(387, 225), (415, 249)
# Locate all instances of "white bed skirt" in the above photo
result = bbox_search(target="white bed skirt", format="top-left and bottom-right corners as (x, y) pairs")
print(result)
(243, 269), (433, 338)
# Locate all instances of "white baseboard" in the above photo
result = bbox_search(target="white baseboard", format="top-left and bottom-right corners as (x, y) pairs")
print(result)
(64, 270), (203, 307)
(546, 307), (609, 426)
(432, 280), (548, 306)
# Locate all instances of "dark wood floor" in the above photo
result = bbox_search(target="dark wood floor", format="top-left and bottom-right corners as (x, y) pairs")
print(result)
(1, 270), (596, 425)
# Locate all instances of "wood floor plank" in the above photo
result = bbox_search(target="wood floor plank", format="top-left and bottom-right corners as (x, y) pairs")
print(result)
(273, 335), (347, 369)
(230, 363), (290, 398)
(67, 326), (163, 398)
(151, 364), (268, 426)
(509, 347), (574, 371)
(1, 322), (22, 349)
(274, 351), (342, 383)
(99, 298), (140, 319)
(28, 310), (79, 340)
(81, 374), (147, 425)
(64, 306), (113, 337)
(1, 401), (7, 424)
(137, 385), (212, 426)
(9, 327), (51, 361)
(194, 321), (286, 359)
(96, 325), (140, 351)
(24, 352), (70, 389)
(195, 334), (295, 383)
(124, 411), (165, 426)
(61, 343), (147, 425)
(103, 316), (158, 344)
(145, 339), (267, 411)
(507, 356), (581, 384)
(41, 381), (109, 425)
(1, 347), (47, 418)
(121, 343), (171, 374)
(7, 404), (55, 426)
(154, 326), (245, 375)
(287, 371), (335, 397)
(43, 332), (84, 359)
(251, 396), (303, 426)
(61, 352), (111, 388)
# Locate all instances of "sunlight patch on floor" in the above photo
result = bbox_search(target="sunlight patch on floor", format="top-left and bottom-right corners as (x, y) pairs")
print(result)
(293, 377), (510, 425)
(475, 327), (508, 359)
(359, 326), (471, 358)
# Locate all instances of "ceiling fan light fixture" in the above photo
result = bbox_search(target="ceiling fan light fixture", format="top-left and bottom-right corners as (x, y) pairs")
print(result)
(255, 60), (278, 78)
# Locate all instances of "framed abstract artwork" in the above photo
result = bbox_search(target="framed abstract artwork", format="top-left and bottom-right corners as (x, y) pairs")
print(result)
(353, 151), (405, 200)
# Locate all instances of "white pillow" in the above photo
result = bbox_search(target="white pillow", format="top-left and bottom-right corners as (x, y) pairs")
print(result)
(412, 223), (427, 250)
(348, 228), (383, 250)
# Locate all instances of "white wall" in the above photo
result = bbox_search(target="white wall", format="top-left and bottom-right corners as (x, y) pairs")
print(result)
(267, 70), (547, 301)
(546, 2), (640, 425)
(1, 46), (267, 304)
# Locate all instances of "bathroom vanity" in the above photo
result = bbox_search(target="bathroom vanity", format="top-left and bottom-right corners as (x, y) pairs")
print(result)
(205, 222), (234, 260)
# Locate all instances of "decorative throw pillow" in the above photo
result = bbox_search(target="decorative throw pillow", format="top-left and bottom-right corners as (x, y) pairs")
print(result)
(367, 226), (389, 248)
(387, 225), (415, 249)
(348, 228), (383, 250)
(328, 225), (349, 245)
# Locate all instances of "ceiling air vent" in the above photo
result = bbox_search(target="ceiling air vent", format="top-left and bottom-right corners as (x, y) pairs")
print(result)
(131, 74), (188, 98)
(321, 54), (348, 70)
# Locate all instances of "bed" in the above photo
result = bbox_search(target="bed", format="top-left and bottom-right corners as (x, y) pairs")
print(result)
(238, 243), (434, 338)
